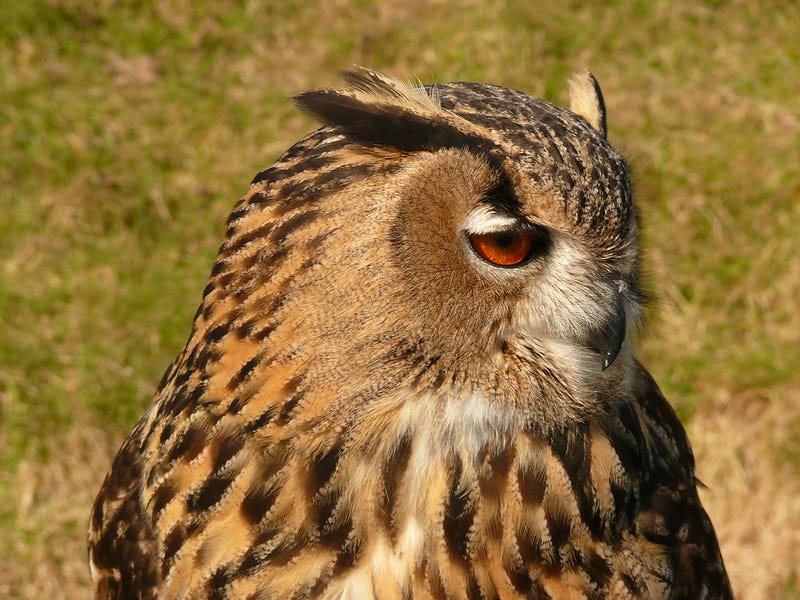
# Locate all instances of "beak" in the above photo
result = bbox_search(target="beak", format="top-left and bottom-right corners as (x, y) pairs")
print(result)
(597, 295), (627, 371)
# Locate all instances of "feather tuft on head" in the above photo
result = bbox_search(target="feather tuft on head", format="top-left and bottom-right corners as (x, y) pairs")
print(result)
(293, 67), (491, 154)
(341, 67), (441, 113)
(568, 70), (607, 138)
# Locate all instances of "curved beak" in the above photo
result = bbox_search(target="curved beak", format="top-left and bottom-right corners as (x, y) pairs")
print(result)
(596, 295), (627, 371)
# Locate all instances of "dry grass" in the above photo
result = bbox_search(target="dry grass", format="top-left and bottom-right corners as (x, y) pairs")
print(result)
(0, 426), (114, 599)
(1, 1), (798, 597)
(693, 389), (800, 598)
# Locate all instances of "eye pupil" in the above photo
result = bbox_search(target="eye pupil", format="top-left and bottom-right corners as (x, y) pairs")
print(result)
(492, 232), (516, 248)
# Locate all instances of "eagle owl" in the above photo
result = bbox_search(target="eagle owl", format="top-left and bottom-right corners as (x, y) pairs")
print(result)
(89, 69), (732, 599)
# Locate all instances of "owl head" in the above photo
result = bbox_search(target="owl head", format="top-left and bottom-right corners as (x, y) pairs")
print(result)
(190, 69), (642, 452)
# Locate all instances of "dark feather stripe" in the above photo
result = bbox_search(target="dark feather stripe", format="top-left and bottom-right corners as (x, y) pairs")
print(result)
(380, 433), (413, 542)
(442, 458), (474, 564)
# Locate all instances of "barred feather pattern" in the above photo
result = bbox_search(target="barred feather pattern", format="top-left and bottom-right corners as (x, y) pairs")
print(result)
(89, 70), (731, 599)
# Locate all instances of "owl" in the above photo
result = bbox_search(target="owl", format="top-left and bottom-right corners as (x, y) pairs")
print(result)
(88, 69), (732, 599)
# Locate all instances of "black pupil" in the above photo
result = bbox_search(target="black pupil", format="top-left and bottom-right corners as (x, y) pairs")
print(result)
(493, 231), (517, 248)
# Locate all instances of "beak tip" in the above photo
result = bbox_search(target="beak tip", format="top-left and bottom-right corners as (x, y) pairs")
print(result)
(598, 295), (627, 371)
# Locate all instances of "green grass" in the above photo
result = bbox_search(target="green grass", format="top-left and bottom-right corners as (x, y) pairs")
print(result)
(1, 1), (798, 597)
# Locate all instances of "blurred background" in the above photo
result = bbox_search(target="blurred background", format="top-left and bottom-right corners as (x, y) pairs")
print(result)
(1, 1), (798, 597)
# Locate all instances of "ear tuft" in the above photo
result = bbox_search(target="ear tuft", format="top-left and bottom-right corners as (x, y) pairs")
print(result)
(293, 67), (441, 132)
(293, 68), (489, 154)
(340, 67), (441, 113)
(568, 70), (607, 138)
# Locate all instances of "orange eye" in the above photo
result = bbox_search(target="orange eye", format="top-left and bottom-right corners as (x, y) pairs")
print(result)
(469, 229), (535, 267)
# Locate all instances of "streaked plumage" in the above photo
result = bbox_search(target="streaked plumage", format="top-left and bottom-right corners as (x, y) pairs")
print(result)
(89, 69), (732, 599)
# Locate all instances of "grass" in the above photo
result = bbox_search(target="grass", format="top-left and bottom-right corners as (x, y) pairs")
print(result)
(1, 1), (798, 597)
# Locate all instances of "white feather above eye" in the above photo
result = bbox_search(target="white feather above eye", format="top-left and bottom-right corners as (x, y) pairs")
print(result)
(462, 205), (519, 235)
